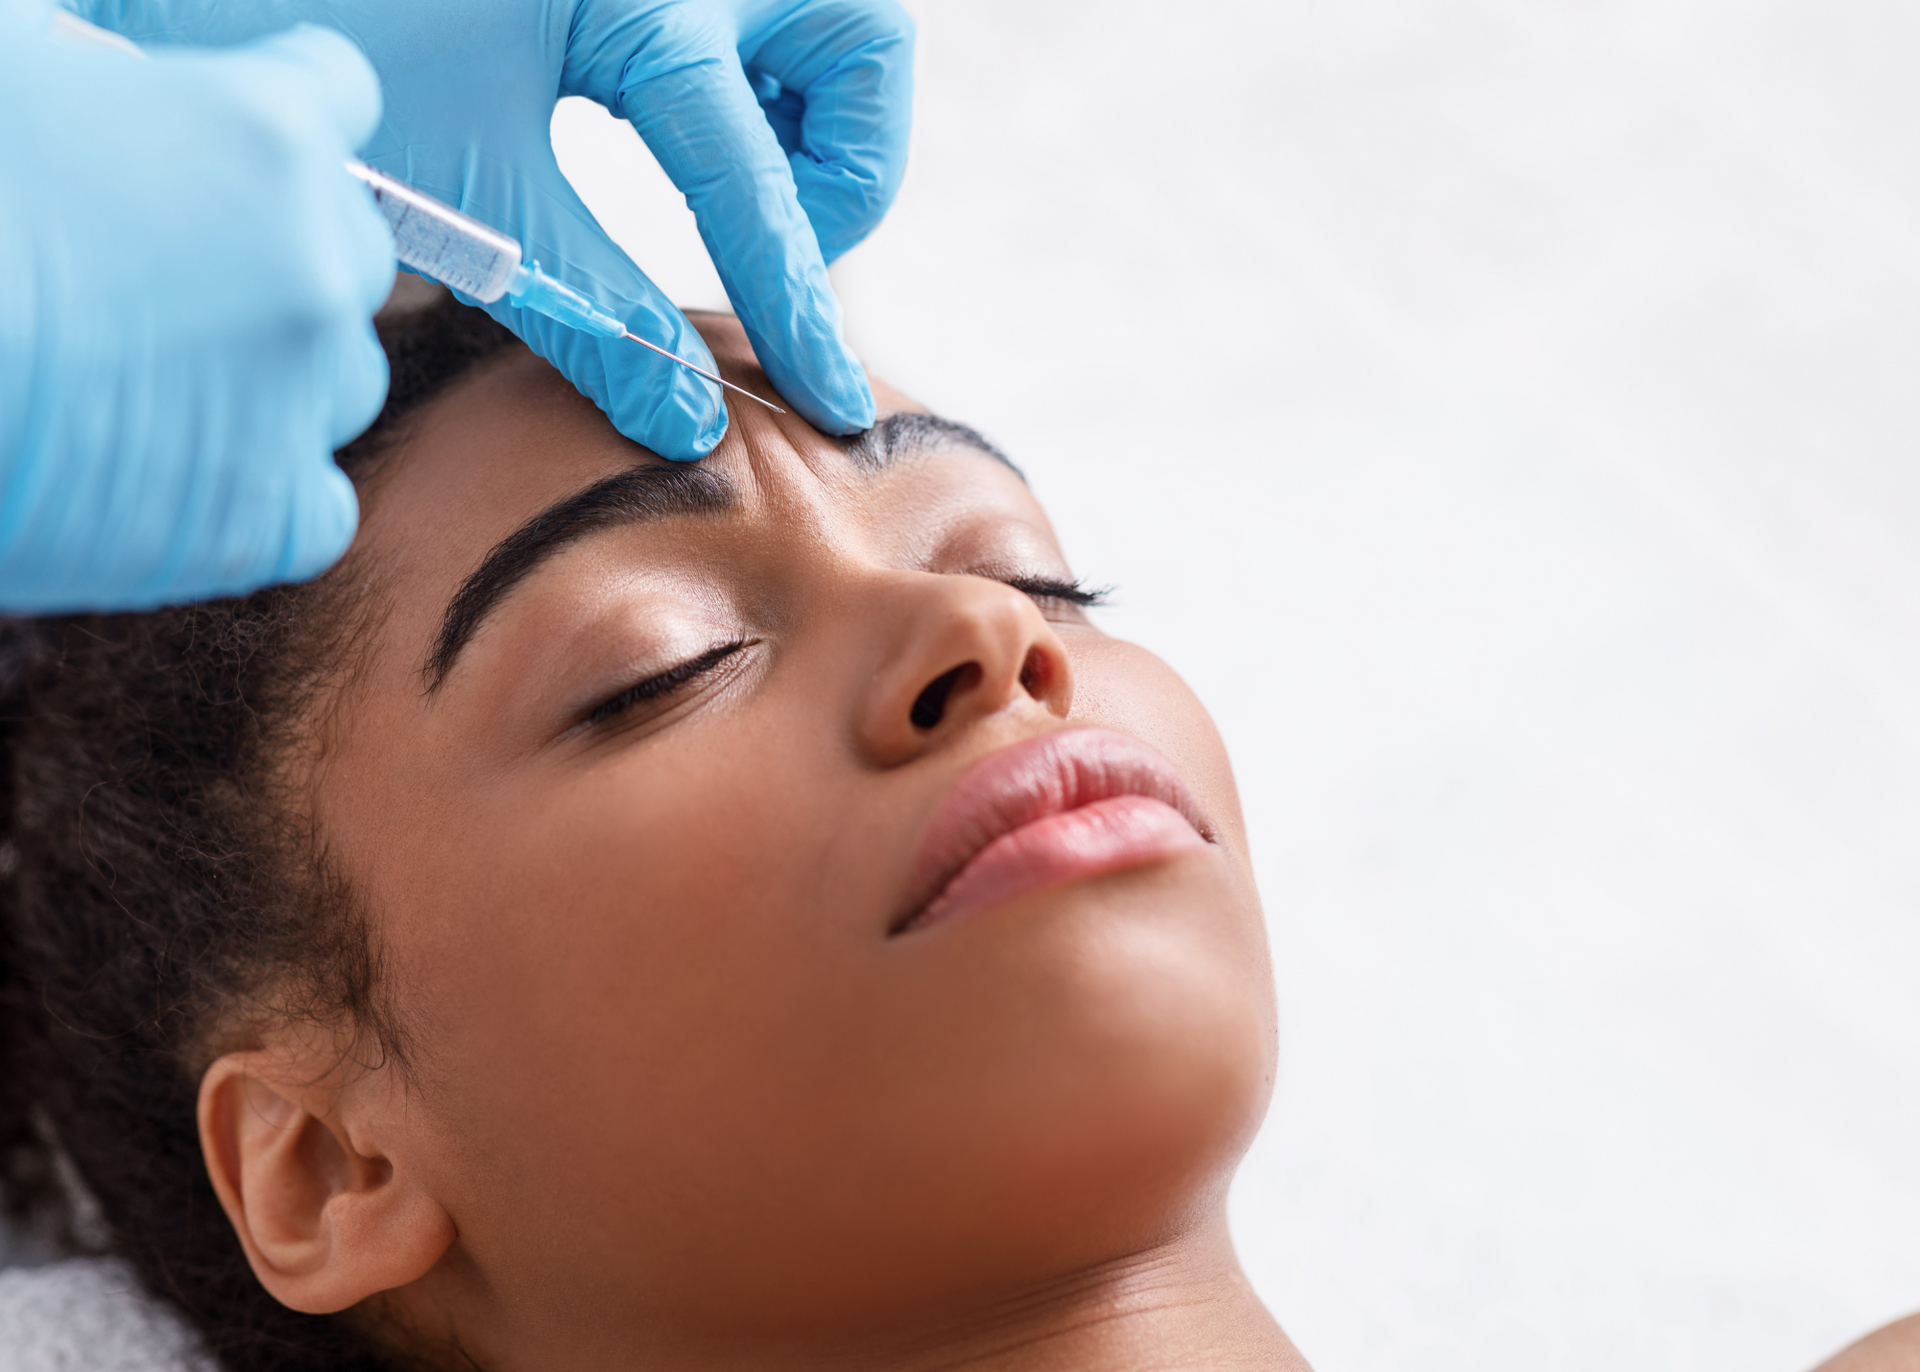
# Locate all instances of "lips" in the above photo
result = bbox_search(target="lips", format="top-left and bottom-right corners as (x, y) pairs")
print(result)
(894, 729), (1214, 935)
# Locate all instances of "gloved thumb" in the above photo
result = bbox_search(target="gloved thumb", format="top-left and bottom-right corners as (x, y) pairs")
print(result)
(326, 315), (390, 448)
(231, 23), (383, 153)
(275, 459), (361, 585)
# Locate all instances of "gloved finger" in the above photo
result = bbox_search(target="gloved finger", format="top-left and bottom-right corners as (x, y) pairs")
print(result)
(488, 266), (730, 461)
(195, 24), (396, 439)
(275, 455), (361, 584)
(8, 0), (59, 39)
(187, 27), (397, 326)
(590, 29), (873, 435)
(473, 158), (730, 458)
(170, 421), (359, 603)
(330, 147), (403, 324)
(230, 23), (383, 153)
(325, 312), (390, 449)
(738, 0), (915, 265)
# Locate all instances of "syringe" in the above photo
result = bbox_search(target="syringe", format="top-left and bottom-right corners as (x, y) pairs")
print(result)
(345, 162), (782, 413)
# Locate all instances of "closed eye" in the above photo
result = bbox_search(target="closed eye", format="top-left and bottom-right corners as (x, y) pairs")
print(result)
(1001, 575), (1112, 608)
(588, 640), (750, 727)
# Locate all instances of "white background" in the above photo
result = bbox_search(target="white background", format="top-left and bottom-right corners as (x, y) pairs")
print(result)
(563, 2), (1920, 1368)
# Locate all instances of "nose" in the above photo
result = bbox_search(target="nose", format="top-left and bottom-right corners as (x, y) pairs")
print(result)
(856, 574), (1075, 767)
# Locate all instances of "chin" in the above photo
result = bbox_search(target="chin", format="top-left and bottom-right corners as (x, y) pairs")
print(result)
(836, 850), (1277, 1307)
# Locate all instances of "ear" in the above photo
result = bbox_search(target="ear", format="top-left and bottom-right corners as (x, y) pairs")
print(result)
(198, 1050), (455, 1315)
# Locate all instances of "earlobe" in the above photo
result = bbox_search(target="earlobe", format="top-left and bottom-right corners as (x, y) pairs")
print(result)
(198, 1051), (455, 1315)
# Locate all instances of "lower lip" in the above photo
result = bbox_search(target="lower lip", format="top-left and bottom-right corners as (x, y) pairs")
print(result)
(909, 794), (1209, 933)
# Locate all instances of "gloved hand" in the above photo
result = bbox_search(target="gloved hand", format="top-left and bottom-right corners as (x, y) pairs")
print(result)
(0, 0), (394, 611)
(67, 0), (917, 458)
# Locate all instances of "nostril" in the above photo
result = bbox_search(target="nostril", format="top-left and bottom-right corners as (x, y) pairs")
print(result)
(1018, 647), (1051, 700)
(910, 663), (979, 730)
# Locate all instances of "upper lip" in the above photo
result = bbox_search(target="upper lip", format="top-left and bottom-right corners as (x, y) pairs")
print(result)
(893, 728), (1214, 934)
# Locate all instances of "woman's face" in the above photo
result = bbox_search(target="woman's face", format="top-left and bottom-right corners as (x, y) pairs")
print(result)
(306, 317), (1275, 1359)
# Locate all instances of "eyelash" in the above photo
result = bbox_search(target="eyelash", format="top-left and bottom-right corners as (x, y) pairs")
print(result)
(588, 640), (749, 726)
(584, 577), (1108, 728)
(1001, 575), (1112, 608)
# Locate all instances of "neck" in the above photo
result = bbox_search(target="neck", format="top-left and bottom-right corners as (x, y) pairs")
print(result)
(394, 1210), (1307, 1372)
(828, 1214), (1308, 1372)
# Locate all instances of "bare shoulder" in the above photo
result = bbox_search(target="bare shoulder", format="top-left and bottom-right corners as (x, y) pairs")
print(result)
(1814, 1314), (1920, 1372)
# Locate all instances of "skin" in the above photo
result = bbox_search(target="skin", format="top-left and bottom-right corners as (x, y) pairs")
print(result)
(1813, 1317), (1920, 1372)
(198, 315), (1302, 1371)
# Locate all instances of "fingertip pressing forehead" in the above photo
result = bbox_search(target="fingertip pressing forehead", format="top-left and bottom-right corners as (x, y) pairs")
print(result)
(680, 313), (1020, 497)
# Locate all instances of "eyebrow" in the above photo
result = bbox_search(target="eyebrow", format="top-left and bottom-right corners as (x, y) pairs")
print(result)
(423, 464), (733, 691)
(423, 412), (1019, 692)
(841, 412), (1023, 480)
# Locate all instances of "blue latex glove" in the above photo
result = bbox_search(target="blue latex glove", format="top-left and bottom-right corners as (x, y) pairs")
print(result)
(70, 0), (916, 457)
(0, 0), (394, 611)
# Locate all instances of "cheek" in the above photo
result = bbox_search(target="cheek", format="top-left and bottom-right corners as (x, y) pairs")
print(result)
(378, 703), (894, 1212)
(416, 735), (827, 1077)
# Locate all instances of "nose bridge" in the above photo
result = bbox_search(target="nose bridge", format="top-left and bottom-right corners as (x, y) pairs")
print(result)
(856, 571), (1074, 768)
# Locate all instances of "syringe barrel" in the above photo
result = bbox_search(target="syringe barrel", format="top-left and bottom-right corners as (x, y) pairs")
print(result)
(346, 162), (521, 304)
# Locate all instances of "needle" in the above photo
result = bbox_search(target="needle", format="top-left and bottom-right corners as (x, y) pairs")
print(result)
(623, 332), (785, 413)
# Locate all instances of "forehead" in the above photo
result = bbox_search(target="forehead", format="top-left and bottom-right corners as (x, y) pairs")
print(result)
(359, 346), (661, 587)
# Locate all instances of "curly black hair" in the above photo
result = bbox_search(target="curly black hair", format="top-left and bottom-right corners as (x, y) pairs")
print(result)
(0, 288), (520, 1371)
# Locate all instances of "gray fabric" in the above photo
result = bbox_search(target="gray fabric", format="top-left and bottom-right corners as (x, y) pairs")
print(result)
(0, 1220), (51, 1273)
(0, 1259), (209, 1372)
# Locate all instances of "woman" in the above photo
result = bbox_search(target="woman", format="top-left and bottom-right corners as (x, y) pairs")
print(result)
(0, 292), (1305, 1370)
